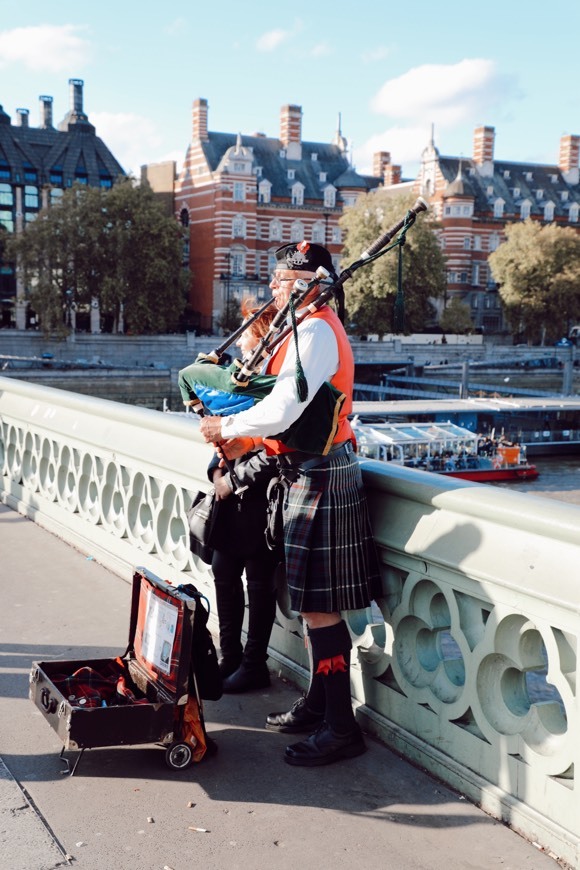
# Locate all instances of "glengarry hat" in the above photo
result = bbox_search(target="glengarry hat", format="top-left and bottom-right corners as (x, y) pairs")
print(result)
(274, 241), (336, 276)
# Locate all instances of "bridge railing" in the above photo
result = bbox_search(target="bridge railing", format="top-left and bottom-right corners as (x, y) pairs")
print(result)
(1, 375), (578, 867)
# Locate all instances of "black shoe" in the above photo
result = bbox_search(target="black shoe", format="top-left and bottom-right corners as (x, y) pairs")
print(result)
(265, 696), (325, 734)
(222, 662), (270, 693)
(218, 656), (242, 679)
(284, 723), (366, 766)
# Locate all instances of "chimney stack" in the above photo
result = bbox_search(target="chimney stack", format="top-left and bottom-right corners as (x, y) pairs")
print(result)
(473, 125), (495, 164)
(559, 134), (580, 172)
(16, 108), (29, 127)
(384, 164), (402, 186)
(69, 78), (84, 115)
(39, 95), (53, 128)
(192, 98), (209, 141)
(280, 104), (302, 159)
(373, 151), (391, 177)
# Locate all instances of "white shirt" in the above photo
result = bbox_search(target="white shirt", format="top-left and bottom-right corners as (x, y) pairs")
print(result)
(221, 315), (339, 439)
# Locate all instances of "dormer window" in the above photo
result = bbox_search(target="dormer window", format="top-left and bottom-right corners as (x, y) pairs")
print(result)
(291, 182), (304, 206)
(536, 189), (544, 200)
(233, 162), (245, 172)
(287, 169), (295, 180)
(493, 198), (505, 218)
(525, 171), (533, 181)
(561, 190), (569, 202)
(323, 186), (336, 208)
(311, 153), (318, 161)
(512, 187), (520, 198)
(258, 179), (271, 204)
(521, 200), (531, 219)
(319, 172), (327, 182)
(255, 166), (263, 178)
(544, 201), (555, 221)
(503, 170), (510, 179)
(280, 149), (286, 158)
(569, 203), (579, 223)
(550, 174), (558, 183)
(486, 185), (494, 196)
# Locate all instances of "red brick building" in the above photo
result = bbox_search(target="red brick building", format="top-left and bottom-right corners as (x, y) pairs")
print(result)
(171, 100), (386, 332)
(412, 126), (580, 333)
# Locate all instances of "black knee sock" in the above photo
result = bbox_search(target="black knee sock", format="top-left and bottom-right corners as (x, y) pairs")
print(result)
(304, 629), (325, 715)
(307, 620), (356, 734)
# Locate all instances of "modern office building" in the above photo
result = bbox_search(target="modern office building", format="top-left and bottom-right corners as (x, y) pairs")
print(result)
(0, 79), (125, 328)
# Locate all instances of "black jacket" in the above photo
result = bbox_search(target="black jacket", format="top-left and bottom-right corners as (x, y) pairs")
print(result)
(207, 450), (278, 557)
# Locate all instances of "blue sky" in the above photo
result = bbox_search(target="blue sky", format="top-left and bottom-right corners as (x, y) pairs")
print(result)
(1, 1), (579, 180)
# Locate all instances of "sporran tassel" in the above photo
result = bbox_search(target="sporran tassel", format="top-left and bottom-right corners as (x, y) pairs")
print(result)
(289, 296), (309, 402)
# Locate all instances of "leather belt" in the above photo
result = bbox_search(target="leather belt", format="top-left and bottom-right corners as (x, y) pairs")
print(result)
(276, 440), (353, 471)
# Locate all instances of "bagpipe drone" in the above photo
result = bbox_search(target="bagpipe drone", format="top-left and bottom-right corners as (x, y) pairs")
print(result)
(178, 197), (428, 468)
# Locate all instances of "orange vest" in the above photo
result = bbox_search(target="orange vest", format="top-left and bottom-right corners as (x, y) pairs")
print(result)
(262, 306), (355, 455)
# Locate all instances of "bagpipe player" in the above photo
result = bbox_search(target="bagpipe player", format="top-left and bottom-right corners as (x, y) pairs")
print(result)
(199, 241), (380, 767)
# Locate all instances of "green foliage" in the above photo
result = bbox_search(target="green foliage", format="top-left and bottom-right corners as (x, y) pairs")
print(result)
(489, 219), (580, 342)
(216, 297), (242, 335)
(7, 178), (188, 335)
(339, 190), (446, 337)
(439, 297), (474, 334)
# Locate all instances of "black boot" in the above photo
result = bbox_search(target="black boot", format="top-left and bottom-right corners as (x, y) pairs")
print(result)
(212, 551), (244, 679)
(284, 620), (366, 766)
(222, 560), (277, 694)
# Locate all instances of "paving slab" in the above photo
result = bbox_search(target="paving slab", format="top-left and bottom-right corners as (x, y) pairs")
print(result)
(0, 504), (560, 870)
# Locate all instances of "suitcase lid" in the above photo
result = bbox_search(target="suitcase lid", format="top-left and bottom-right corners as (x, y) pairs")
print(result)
(129, 568), (196, 703)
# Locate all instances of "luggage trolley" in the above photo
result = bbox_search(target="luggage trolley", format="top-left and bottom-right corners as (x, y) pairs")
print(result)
(29, 568), (217, 775)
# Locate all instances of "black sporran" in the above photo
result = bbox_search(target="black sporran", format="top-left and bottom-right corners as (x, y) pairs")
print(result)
(187, 488), (216, 565)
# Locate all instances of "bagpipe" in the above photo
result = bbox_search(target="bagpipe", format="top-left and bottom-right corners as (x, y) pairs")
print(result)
(179, 197), (428, 482)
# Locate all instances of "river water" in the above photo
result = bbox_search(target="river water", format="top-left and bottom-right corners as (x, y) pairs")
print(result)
(488, 456), (580, 506)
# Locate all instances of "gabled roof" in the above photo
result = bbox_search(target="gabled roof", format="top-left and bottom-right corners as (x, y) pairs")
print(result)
(0, 113), (125, 185)
(199, 132), (380, 202)
(438, 155), (580, 217)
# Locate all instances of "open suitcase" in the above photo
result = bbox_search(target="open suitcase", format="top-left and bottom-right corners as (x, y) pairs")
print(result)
(29, 567), (217, 775)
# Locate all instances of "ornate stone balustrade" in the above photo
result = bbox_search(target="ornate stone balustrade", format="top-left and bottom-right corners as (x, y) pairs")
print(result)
(1, 375), (579, 866)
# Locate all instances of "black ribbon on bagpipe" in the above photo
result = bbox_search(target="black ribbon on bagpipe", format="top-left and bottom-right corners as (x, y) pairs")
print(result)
(178, 197), (428, 457)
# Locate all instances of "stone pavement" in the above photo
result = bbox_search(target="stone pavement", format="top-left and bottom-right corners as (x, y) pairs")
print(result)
(0, 504), (560, 870)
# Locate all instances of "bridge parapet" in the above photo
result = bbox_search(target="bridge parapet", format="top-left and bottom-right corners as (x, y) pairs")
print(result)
(0, 375), (578, 867)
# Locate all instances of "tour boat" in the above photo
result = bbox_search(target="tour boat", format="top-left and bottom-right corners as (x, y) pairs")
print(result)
(352, 419), (539, 482)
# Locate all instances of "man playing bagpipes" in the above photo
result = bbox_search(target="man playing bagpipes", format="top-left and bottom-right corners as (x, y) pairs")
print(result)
(198, 241), (381, 767)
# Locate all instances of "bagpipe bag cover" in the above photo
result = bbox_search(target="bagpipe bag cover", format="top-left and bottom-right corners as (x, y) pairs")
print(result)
(178, 360), (345, 456)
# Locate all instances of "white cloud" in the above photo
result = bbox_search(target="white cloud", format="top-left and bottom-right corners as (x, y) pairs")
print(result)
(355, 58), (521, 174)
(91, 111), (166, 178)
(256, 29), (291, 52)
(256, 18), (303, 52)
(361, 46), (390, 64)
(310, 43), (331, 58)
(370, 58), (514, 125)
(0, 24), (90, 72)
(354, 124), (431, 175)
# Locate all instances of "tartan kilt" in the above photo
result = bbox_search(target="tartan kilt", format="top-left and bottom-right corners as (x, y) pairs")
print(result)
(282, 451), (381, 613)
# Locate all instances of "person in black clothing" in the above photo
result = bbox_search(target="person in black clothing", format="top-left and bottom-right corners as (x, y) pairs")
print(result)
(208, 300), (280, 693)
(209, 448), (279, 692)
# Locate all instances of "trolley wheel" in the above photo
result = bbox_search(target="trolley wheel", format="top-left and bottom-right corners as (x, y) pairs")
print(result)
(165, 742), (193, 770)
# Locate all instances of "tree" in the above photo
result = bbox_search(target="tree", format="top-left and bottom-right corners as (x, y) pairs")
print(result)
(216, 297), (241, 335)
(440, 297), (474, 334)
(488, 219), (580, 343)
(339, 190), (446, 337)
(7, 179), (189, 335)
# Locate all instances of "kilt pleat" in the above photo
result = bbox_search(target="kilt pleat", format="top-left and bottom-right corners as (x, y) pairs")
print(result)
(282, 452), (380, 613)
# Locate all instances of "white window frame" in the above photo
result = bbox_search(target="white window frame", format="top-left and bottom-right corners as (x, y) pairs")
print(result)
(493, 198), (504, 218)
(233, 182), (245, 202)
(269, 219), (282, 241)
(291, 183), (304, 206)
